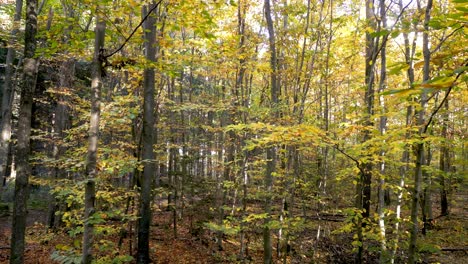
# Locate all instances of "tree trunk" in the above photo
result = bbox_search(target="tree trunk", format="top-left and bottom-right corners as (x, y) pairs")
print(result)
(263, 0), (278, 263)
(377, 0), (388, 261)
(137, 3), (157, 263)
(391, 2), (418, 262)
(408, 1), (432, 263)
(82, 10), (105, 264)
(0, 0), (22, 191)
(356, 1), (376, 262)
(439, 99), (450, 216)
(10, 0), (38, 263)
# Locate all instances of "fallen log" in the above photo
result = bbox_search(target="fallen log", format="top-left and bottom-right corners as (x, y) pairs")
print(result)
(441, 248), (468, 252)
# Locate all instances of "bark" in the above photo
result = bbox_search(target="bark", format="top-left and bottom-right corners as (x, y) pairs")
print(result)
(137, 3), (157, 263)
(356, 1), (376, 262)
(408, 1), (432, 263)
(439, 99), (449, 216)
(10, 0), (38, 263)
(391, 2), (418, 262)
(263, 0), (278, 263)
(0, 0), (22, 190)
(82, 11), (105, 264)
(377, 0), (388, 261)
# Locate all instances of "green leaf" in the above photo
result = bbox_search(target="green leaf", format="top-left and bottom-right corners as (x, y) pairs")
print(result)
(454, 66), (468, 74)
(370, 29), (389, 38)
(454, 6), (468, 12)
(388, 62), (409, 75)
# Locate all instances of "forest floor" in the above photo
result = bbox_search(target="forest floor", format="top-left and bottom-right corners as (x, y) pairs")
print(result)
(0, 192), (467, 263)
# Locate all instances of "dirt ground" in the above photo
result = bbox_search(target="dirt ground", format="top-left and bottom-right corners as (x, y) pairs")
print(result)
(0, 192), (467, 263)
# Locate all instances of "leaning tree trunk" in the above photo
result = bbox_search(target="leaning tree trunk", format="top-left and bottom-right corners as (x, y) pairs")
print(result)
(9, 0), (38, 263)
(0, 0), (23, 190)
(137, 2), (157, 263)
(82, 9), (105, 264)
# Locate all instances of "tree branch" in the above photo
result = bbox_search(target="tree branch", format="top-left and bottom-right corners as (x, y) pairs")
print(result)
(423, 61), (467, 133)
(333, 144), (365, 175)
(104, 0), (163, 59)
(431, 26), (464, 55)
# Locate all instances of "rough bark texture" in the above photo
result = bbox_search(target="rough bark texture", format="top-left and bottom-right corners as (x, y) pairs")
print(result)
(10, 0), (38, 263)
(137, 3), (157, 263)
(82, 14), (105, 264)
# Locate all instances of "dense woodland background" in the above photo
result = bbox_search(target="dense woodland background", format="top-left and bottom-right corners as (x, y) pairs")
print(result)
(0, 0), (467, 263)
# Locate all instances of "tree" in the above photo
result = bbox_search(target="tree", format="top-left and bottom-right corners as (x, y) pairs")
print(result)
(82, 7), (106, 264)
(408, 0), (433, 262)
(0, 0), (22, 190)
(137, 2), (158, 263)
(10, 0), (39, 263)
(263, 0), (278, 263)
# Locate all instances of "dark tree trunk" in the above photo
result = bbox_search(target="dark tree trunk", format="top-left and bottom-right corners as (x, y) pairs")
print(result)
(137, 2), (157, 263)
(10, 0), (38, 263)
(439, 99), (450, 216)
(355, 1), (376, 262)
(0, 0), (23, 190)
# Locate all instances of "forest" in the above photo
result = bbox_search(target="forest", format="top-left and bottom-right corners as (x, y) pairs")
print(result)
(0, 0), (466, 263)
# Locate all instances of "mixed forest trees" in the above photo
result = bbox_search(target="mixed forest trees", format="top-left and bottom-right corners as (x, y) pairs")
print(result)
(0, 0), (466, 263)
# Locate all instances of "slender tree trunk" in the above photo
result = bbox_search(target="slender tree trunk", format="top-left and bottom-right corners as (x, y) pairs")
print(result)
(263, 0), (278, 263)
(82, 10), (105, 264)
(137, 3), (157, 263)
(422, 140), (434, 235)
(9, 0), (38, 263)
(356, 1), (376, 262)
(0, 0), (23, 191)
(439, 99), (450, 216)
(377, 0), (388, 261)
(391, 3), (418, 262)
(408, 1), (432, 263)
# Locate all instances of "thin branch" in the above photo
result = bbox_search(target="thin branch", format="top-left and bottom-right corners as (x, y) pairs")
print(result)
(333, 144), (365, 175)
(423, 61), (467, 133)
(371, 0), (413, 63)
(37, 0), (47, 16)
(431, 26), (464, 54)
(104, 0), (163, 59)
